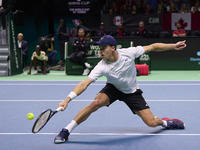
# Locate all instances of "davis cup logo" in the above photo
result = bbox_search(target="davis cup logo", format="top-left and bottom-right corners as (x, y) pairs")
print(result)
(113, 16), (123, 26)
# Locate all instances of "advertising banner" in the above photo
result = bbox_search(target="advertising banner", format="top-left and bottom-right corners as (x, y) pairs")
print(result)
(8, 14), (23, 75)
(102, 14), (162, 32)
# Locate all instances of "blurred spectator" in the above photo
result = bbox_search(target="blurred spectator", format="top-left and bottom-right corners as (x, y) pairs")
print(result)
(56, 19), (69, 66)
(172, 22), (186, 37)
(117, 23), (127, 37)
(110, 1), (120, 14)
(17, 33), (28, 69)
(125, 0), (135, 12)
(0, 0), (9, 30)
(144, 3), (154, 14)
(97, 22), (108, 37)
(129, 5), (137, 14)
(191, 1), (200, 12)
(168, 2), (179, 13)
(174, 0), (181, 11)
(135, 0), (144, 14)
(158, 0), (170, 12)
(156, 4), (165, 14)
(135, 21), (147, 37)
(145, 0), (158, 10)
(109, 9), (114, 14)
(86, 33), (93, 43)
(179, 3), (191, 13)
(158, 1), (168, 13)
(120, 4), (129, 14)
(191, 6), (199, 13)
(77, 19), (90, 35)
(69, 28), (91, 76)
(180, 0), (191, 10)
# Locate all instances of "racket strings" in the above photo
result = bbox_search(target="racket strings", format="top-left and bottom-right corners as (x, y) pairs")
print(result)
(33, 110), (51, 132)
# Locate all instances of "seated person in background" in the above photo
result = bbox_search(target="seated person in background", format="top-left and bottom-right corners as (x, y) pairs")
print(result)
(156, 4), (165, 14)
(17, 33), (28, 69)
(168, 2), (178, 13)
(144, 3), (154, 14)
(120, 4), (129, 14)
(135, 21), (147, 37)
(117, 23), (127, 37)
(135, 0), (144, 14)
(69, 28), (91, 76)
(172, 22), (186, 37)
(129, 5), (137, 14)
(179, 3), (190, 13)
(27, 45), (48, 75)
(39, 36), (61, 70)
(191, 6), (199, 13)
(86, 33), (93, 43)
(97, 22), (108, 37)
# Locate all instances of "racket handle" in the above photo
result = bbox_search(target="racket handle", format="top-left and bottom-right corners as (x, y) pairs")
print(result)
(56, 107), (63, 112)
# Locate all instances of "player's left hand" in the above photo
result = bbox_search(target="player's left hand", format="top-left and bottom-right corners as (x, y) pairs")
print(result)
(174, 40), (186, 50)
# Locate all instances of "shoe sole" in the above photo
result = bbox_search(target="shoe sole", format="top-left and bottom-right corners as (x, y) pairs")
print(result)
(54, 138), (68, 144)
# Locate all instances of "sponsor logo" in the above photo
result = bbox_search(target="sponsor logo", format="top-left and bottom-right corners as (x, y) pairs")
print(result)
(88, 45), (123, 56)
(113, 16), (123, 26)
(190, 51), (200, 65)
(11, 20), (19, 68)
(149, 18), (159, 23)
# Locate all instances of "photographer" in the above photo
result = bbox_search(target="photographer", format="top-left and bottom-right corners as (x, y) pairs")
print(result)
(39, 36), (61, 70)
(27, 45), (48, 75)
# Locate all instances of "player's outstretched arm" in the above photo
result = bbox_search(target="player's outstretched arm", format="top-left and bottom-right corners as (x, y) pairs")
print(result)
(57, 78), (93, 111)
(143, 40), (186, 53)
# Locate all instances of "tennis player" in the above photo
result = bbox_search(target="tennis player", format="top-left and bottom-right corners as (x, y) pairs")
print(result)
(54, 35), (186, 143)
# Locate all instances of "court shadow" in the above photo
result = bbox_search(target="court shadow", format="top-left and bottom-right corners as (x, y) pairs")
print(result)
(66, 128), (164, 146)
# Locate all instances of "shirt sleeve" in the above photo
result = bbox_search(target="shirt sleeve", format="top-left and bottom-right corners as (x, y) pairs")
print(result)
(31, 52), (36, 60)
(88, 61), (104, 82)
(125, 46), (145, 59)
(41, 52), (48, 61)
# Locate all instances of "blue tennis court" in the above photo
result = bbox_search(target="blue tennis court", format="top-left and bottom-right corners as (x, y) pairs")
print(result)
(0, 80), (200, 150)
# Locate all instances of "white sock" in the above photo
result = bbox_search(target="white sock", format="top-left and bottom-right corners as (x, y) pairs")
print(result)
(64, 120), (77, 133)
(162, 120), (167, 127)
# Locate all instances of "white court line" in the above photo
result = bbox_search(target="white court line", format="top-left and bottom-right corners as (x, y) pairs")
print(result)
(1, 83), (200, 86)
(0, 100), (200, 102)
(0, 133), (200, 136)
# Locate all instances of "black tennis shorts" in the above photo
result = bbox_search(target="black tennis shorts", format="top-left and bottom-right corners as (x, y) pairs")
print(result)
(99, 83), (150, 114)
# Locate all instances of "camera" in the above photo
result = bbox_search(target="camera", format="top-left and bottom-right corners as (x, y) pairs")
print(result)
(39, 34), (54, 50)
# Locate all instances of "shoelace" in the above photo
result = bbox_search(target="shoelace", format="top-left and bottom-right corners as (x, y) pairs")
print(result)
(59, 129), (69, 139)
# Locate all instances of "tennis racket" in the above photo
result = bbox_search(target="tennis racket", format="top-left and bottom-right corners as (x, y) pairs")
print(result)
(32, 107), (63, 133)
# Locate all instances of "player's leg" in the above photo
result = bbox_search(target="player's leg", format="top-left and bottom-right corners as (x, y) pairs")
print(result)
(135, 108), (163, 127)
(136, 108), (185, 129)
(74, 92), (110, 124)
(54, 93), (110, 143)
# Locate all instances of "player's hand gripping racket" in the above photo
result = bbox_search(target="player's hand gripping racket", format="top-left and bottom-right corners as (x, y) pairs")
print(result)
(32, 107), (63, 133)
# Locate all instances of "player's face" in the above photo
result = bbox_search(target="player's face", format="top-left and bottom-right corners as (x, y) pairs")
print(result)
(99, 45), (115, 60)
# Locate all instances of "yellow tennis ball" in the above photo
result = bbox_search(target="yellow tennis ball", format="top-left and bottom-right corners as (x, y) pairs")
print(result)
(27, 113), (34, 120)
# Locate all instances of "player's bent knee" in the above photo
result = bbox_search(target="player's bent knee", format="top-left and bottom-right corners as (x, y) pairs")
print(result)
(89, 100), (100, 111)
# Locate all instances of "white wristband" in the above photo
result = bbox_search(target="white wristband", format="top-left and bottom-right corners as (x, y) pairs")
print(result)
(68, 91), (77, 100)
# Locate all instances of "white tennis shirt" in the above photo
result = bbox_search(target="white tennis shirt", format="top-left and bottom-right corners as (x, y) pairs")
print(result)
(88, 46), (145, 94)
